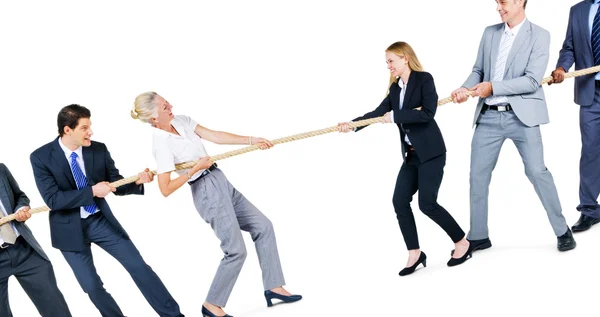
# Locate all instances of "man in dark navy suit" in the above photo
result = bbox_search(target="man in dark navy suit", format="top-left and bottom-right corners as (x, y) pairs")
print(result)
(30, 104), (183, 317)
(551, 0), (600, 232)
(0, 163), (72, 317)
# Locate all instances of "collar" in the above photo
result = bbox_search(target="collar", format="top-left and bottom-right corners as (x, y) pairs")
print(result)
(58, 137), (83, 159)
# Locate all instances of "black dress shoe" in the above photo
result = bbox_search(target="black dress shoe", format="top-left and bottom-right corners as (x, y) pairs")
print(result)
(451, 238), (492, 256)
(571, 214), (600, 233)
(557, 228), (576, 252)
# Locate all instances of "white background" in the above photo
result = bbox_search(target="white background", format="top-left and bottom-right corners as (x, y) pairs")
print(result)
(0, 0), (598, 316)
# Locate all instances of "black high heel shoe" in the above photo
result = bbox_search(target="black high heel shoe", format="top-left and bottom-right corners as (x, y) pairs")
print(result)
(264, 290), (303, 307)
(398, 251), (427, 276)
(202, 305), (232, 317)
(447, 247), (472, 267)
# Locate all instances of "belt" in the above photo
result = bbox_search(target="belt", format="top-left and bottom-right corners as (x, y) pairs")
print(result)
(0, 236), (24, 250)
(482, 103), (512, 112)
(188, 163), (217, 185)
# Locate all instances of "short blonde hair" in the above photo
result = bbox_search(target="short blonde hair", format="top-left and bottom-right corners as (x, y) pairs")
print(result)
(131, 92), (159, 124)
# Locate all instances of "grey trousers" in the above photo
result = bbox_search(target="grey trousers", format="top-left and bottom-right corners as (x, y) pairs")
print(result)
(190, 168), (285, 307)
(468, 110), (569, 240)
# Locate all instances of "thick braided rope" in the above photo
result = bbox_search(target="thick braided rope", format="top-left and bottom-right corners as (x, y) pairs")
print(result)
(2, 65), (599, 225)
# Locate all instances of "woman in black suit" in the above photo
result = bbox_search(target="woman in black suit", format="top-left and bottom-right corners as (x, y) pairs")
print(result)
(338, 41), (471, 275)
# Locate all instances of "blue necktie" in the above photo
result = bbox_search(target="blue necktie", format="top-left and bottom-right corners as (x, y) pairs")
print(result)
(70, 152), (97, 215)
(592, 5), (600, 65)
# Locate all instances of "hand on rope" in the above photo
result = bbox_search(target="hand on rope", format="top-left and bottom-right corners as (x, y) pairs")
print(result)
(3, 65), (600, 226)
(437, 64), (600, 106)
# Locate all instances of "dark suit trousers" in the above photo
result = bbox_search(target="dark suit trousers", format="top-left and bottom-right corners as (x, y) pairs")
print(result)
(392, 151), (465, 250)
(0, 237), (72, 317)
(61, 213), (182, 317)
(578, 88), (600, 216)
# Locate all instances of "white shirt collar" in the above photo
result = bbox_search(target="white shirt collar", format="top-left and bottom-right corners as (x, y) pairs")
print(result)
(152, 118), (183, 139)
(397, 78), (407, 89)
(504, 18), (526, 37)
(58, 137), (83, 159)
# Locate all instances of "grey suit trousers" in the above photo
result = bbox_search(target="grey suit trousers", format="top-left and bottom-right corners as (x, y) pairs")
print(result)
(191, 168), (285, 307)
(468, 110), (569, 240)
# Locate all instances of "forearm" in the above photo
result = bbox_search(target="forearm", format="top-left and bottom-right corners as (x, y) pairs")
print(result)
(159, 173), (192, 197)
(45, 187), (95, 210)
(212, 131), (252, 145)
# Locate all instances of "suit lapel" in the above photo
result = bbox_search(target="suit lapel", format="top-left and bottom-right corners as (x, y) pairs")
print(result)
(389, 81), (399, 110)
(82, 146), (95, 185)
(490, 25), (503, 78)
(51, 139), (77, 189)
(582, 2), (593, 52)
(504, 20), (531, 77)
(403, 71), (417, 108)
(0, 174), (13, 213)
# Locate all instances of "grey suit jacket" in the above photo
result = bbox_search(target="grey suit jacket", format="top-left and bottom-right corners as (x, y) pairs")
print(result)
(0, 163), (49, 261)
(462, 19), (551, 127)
(556, 0), (596, 106)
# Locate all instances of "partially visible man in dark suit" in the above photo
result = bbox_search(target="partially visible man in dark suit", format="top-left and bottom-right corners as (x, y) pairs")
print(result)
(0, 163), (72, 317)
(551, 0), (600, 233)
(30, 104), (183, 317)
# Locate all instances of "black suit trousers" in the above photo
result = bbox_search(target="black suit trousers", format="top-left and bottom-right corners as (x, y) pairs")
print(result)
(392, 151), (465, 250)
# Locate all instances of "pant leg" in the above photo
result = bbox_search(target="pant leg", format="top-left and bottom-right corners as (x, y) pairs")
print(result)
(61, 241), (124, 317)
(468, 110), (506, 240)
(191, 169), (247, 308)
(391, 155), (420, 250)
(416, 153), (466, 242)
(0, 248), (14, 317)
(12, 240), (72, 317)
(88, 214), (182, 317)
(506, 112), (569, 237)
(226, 174), (286, 291)
(578, 96), (600, 215)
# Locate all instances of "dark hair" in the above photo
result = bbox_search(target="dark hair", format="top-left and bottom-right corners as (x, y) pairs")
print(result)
(523, 0), (527, 9)
(57, 104), (91, 136)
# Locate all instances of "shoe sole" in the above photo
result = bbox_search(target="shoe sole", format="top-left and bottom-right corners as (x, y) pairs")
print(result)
(558, 243), (576, 252)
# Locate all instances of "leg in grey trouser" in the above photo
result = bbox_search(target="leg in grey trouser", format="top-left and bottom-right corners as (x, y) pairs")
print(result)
(191, 168), (285, 307)
(468, 110), (568, 240)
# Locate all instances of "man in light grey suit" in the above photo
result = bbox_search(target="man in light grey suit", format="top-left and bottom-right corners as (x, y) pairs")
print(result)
(550, 0), (600, 233)
(451, 0), (576, 252)
(0, 163), (72, 316)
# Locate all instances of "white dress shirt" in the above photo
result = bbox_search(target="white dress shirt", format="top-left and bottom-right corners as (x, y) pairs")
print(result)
(390, 79), (412, 145)
(0, 199), (21, 244)
(153, 115), (210, 182)
(486, 18), (526, 105)
(58, 138), (99, 219)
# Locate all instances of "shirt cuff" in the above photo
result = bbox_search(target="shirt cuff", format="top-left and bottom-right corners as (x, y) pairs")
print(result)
(390, 111), (395, 123)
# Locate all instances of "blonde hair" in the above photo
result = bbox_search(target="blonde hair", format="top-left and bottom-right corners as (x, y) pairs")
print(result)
(385, 41), (424, 93)
(131, 91), (159, 124)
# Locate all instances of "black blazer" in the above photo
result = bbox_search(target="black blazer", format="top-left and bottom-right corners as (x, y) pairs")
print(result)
(0, 163), (49, 261)
(353, 71), (446, 163)
(30, 138), (144, 252)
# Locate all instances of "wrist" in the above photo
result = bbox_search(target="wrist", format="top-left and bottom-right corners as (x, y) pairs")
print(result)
(249, 136), (253, 145)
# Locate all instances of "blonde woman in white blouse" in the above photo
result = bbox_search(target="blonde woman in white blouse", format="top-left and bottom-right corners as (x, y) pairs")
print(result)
(131, 92), (301, 317)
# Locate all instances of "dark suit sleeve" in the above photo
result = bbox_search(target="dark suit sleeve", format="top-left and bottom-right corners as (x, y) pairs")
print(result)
(1, 164), (30, 211)
(352, 93), (392, 132)
(393, 73), (438, 124)
(556, 6), (576, 71)
(30, 152), (95, 211)
(103, 144), (144, 196)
